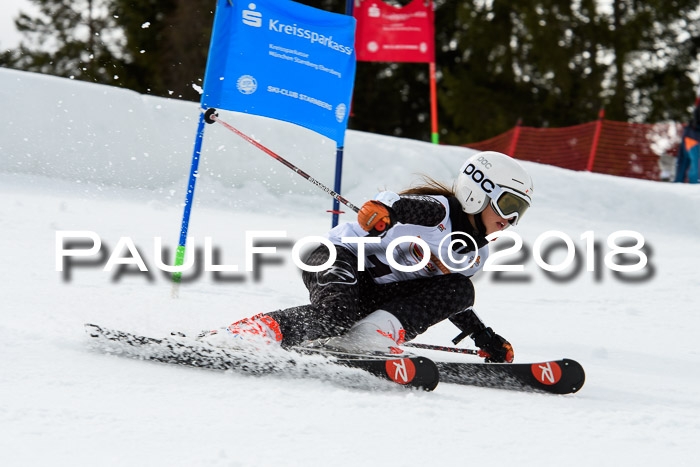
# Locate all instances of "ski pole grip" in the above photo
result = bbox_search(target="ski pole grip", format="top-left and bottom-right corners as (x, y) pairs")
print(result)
(452, 330), (469, 345)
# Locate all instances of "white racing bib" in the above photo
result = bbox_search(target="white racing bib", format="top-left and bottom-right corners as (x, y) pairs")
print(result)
(327, 195), (489, 284)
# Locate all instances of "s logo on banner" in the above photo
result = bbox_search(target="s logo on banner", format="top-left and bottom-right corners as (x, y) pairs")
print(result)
(242, 3), (262, 27)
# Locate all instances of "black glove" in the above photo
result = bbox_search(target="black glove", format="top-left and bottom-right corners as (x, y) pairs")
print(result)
(472, 327), (514, 363)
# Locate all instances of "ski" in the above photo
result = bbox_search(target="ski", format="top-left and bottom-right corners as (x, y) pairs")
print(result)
(436, 359), (585, 394)
(85, 324), (582, 394)
(84, 324), (439, 391)
(338, 355), (439, 391)
(289, 345), (440, 391)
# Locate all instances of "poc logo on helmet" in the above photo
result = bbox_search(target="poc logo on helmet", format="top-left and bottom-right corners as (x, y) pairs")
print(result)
(242, 3), (262, 27)
(476, 156), (493, 169)
(463, 163), (496, 193)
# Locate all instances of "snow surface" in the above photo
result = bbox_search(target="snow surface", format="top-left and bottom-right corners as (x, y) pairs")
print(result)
(1, 67), (699, 466)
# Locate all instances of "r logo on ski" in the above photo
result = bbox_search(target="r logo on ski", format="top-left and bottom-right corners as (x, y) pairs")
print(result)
(531, 361), (562, 385)
(539, 363), (555, 383)
(386, 359), (416, 384)
(393, 360), (408, 382)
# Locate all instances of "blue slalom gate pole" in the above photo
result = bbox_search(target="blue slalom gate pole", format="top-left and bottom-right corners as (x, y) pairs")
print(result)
(331, 0), (355, 228)
(331, 146), (344, 227)
(173, 111), (207, 282)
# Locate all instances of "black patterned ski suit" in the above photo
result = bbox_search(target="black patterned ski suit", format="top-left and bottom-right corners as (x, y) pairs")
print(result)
(269, 195), (490, 346)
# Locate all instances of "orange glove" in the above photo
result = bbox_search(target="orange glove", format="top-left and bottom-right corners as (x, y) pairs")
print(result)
(358, 200), (396, 236)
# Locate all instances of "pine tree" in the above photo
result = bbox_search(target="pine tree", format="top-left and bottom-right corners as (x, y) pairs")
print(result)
(437, 0), (700, 143)
(601, 0), (700, 122)
(111, 0), (213, 99)
(2, 0), (126, 86)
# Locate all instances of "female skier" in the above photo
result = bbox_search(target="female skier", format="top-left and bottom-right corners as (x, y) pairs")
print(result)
(208, 151), (533, 363)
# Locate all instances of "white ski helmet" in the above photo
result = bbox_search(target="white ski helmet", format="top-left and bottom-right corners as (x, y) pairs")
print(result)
(455, 151), (534, 225)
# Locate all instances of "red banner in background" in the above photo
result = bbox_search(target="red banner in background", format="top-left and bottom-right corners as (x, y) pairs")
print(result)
(354, 0), (435, 63)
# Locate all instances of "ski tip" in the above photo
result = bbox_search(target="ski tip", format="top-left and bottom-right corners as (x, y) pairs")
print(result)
(561, 358), (586, 394)
(531, 358), (585, 394)
(409, 357), (440, 391)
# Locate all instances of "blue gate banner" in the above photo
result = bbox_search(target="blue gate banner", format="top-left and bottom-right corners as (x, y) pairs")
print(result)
(202, 0), (357, 145)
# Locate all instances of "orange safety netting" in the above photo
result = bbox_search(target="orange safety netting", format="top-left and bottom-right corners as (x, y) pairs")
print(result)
(464, 118), (683, 181)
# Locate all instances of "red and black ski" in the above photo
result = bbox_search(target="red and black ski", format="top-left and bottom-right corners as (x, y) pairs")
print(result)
(336, 356), (439, 391)
(291, 346), (440, 391)
(436, 359), (585, 394)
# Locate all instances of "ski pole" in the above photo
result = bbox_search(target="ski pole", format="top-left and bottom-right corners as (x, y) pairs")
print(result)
(403, 342), (490, 358)
(203, 107), (362, 214)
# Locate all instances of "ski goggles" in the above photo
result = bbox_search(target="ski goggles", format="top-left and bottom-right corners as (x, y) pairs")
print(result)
(489, 185), (531, 226)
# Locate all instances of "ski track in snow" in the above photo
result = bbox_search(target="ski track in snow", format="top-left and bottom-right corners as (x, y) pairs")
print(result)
(1, 68), (699, 466)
